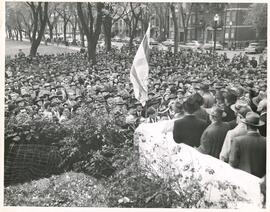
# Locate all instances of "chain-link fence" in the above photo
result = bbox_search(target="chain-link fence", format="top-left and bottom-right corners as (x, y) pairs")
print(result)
(4, 144), (62, 186)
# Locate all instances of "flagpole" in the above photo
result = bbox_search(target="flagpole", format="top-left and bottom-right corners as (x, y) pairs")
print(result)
(144, 22), (150, 119)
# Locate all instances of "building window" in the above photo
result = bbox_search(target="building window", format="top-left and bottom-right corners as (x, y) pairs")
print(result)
(225, 32), (229, 39)
(231, 11), (237, 24)
(226, 11), (231, 25)
(231, 28), (235, 39)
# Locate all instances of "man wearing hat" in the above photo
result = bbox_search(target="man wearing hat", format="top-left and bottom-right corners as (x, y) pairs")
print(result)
(199, 83), (215, 108)
(222, 91), (237, 122)
(173, 96), (208, 147)
(257, 98), (267, 137)
(219, 100), (252, 162)
(229, 112), (266, 178)
(196, 106), (230, 159)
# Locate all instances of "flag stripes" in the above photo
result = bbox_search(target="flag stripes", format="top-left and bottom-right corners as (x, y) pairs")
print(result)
(130, 23), (150, 106)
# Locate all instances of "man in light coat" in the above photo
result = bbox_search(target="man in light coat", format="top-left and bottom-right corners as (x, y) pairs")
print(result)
(219, 101), (252, 162)
(229, 112), (266, 178)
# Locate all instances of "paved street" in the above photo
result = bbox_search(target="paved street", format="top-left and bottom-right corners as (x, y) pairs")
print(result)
(217, 50), (262, 61)
(5, 39), (79, 57)
(6, 39), (264, 62)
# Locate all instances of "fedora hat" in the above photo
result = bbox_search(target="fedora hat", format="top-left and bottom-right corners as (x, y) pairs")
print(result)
(230, 100), (251, 113)
(241, 112), (264, 127)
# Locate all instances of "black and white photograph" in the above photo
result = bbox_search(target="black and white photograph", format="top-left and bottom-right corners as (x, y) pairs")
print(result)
(3, 1), (268, 209)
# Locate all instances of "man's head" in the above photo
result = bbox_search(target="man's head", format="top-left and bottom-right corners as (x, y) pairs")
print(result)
(208, 106), (224, 123)
(183, 96), (197, 114)
(147, 107), (157, 119)
(173, 101), (183, 114)
(242, 111), (265, 130)
(231, 99), (252, 122)
(224, 92), (237, 106)
(19, 107), (27, 115)
(200, 83), (209, 92)
(257, 98), (267, 113)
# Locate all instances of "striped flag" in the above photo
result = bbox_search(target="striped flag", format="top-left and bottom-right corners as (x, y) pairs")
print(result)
(130, 23), (150, 106)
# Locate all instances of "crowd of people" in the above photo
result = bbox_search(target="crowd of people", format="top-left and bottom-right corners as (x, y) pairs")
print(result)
(5, 44), (267, 193)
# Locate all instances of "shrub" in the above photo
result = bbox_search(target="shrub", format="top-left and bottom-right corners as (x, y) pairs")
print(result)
(106, 147), (250, 208)
(5, 104), (134, 183)
(5, 117), (67, 147)
(57, 105), (134, 178)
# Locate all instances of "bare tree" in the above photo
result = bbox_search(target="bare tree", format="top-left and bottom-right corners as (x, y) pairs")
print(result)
(55, 3), (72, 45)
(47, 3), (59, 41)
(77, 18), (85, 47)
(123, 3), (142, 51)
(26, 2), (48, 56)
(6, 2), (29, 41)
(103, 2), (127, 51)
(77, 2), (104, 64)
(179, 3), (194, 43)
(170, 3), (179, 53)
(152, 3), (167, 41)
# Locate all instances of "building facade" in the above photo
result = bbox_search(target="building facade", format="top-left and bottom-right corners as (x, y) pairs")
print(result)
(112, 3), (263, 45)
(223, 3), (257, 48)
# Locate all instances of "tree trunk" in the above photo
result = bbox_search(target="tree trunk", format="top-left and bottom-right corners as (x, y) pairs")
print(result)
(78, 21), (84, 47)
(105, 32), (111, 51)
(129, 33), (134, 52)
(49, 26), (53, 41)
(184, 28), (188, 43)
(166, 8), (170, 39)
(19, 30), (23, 41)
(103, 16), (112, 52)
(171, 4), (178, 54)
(30, 40), (40, 56)
(15, 30), (19, 41)
(8, 28), (12, 39)
(89, 42), (97, 64)
(28, 30), (32, 41)
(55, 25), (58, 38)
(29, 2), (48, 57)
(72, 27), (76, 41)
(63, 22), (67, 45)
(87, 42), (91, 62)
(194, 5), (198, 40)
(129, 16), (140, 52)
(72, 17), (78, 42)
(77, 2), (104, 64)
(81, 33), (85, 47)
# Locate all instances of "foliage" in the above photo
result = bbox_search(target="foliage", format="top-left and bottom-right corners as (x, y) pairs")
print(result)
(4, 172), (108, 207)
(56, 105), (133, 178)
(5, 2), (30, 41)
(105, 147), (249, 208)
(5, 117), (67, 148)
(5, 104), (133, 183)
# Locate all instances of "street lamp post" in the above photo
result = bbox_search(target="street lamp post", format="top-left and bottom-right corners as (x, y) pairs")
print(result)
(213, 14), (219, 52)
(229, 21), (232, 50)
